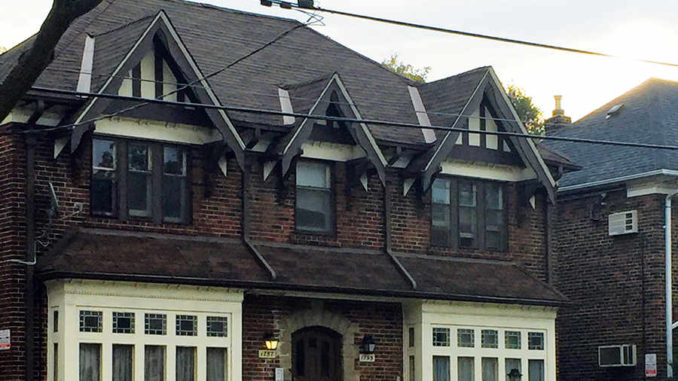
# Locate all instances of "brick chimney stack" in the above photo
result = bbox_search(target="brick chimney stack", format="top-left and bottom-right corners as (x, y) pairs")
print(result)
(545, 95), (572, 135)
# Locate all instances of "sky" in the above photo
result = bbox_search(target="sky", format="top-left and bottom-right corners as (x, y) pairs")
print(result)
(2, 0), (678, 121)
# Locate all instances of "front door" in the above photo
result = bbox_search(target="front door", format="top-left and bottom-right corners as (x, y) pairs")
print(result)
(292, 327), (342, 381)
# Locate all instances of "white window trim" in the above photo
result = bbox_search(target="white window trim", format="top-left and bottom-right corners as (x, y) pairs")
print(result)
(47, 279), (243, 381)
(404, 301), (556, 381)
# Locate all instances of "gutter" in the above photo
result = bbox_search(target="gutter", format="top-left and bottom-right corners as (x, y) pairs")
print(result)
(383, 175), (417, 290)
(241, 159), (277, 280)
(558, 169), (678, 193)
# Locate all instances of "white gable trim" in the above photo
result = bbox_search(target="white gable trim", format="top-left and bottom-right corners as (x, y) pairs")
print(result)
(278, 88), (296, 125)
(76, 35), (95, 94)
(408, 85), (436, 144)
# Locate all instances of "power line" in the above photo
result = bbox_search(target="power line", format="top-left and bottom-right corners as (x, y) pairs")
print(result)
(13, 86), (678, 153)
(266, 0), (678, 69)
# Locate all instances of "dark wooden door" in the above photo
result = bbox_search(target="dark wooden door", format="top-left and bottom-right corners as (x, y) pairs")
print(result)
(292, 327), (342, 381)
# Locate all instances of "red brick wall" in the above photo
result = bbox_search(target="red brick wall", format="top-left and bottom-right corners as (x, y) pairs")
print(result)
(242, 294), (403, 381)
(554, 189), (667, 380)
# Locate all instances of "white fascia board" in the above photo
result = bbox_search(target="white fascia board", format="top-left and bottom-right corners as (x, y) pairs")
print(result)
(300, 141), (366, 162)
(559, 170), (678, 193)
(94, 117), (222, 145)
(440, 159), (537, 182)
(407, 85), (436, 144)
(487, 68), (556, 188)
(76, 35), (95, 94)
(278, 88), (296, 125)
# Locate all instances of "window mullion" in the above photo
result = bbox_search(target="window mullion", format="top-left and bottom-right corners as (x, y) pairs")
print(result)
(152, 144), (163, 224)
(450, 180), (458, 250)
(118, 141), (129, 221)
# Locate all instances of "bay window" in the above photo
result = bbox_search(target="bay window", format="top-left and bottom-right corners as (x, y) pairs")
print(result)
(295, 161), (333, 234)
(431, 178), (507, 250)
(91, 138), (190, 224)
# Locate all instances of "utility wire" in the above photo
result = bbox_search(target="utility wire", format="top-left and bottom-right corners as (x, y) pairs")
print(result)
(272, 1), (678, 68)
(11, 86), (678, 153)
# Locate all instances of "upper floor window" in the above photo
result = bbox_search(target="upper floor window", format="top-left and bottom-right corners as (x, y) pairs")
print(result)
(295, 161), (333, 234)
(431, 178), (506, 250)
(91, 138), (190, 224)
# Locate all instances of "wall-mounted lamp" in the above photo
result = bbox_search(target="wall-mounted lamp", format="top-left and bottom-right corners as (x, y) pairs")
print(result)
(359, 335), (376, 354)
(264, 333), (279, 350)
(507, 368), (522, 381)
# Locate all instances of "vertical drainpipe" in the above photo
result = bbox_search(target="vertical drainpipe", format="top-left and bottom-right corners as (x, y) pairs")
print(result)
(666, 194), (674, 379)
(25, 135), (36, 381)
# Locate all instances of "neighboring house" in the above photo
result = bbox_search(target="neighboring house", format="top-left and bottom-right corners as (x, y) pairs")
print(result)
(545, 79), (678, 380)
(0, 1), (571, 381)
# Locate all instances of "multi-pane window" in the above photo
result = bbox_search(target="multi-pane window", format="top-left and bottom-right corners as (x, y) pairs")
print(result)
(91, 139), (117, 215)
(296, 161), (333, 233)
(177, 347), (196, 381)
(505, 331), (521, 349)
(207, 316), (228, 337)
(113, 312), (135, 334)
(79, 310), (103, 332)
(431, 178), (507, 250)
(457, 329), (475, 348)
(207, 347), (227, 381)
(458, 357), (475, 381)
(433, 327), (450, 347)
(91, 138), (190, 224)
(528, 360), (545, 381)
(145, 313), (166, 335)
(528, 332), (545, 350)
(176, 315), (197, 336)
(145, 345), (165, 381)
(481, 329), (498, 348)
(482, 357), (498, 381)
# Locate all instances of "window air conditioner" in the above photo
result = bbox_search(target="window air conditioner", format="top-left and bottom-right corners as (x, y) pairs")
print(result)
(598, 344), (637, 367)
(608, 210), (638, 236)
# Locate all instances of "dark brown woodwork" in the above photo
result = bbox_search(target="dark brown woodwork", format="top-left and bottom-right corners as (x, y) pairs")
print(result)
(292, 327), (342, 381)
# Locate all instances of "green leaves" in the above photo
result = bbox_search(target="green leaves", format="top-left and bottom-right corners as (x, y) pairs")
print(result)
(507, 85), (544, 135)
(381, 54), (431, 83)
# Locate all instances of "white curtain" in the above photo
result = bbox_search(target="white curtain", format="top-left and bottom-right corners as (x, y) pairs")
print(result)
(145, 346), (165, 381)
(207, 348), (227, 381)
(79, 344), (101, 381)
(528, 360), (544, 381)
(433, 356), (450, 381)
(176, 347), (195, 381)
(482, 358), (498, 381)
(458, 357), (474, 381)
(505, 359), (522, 381)
(112, 345), (132, 381)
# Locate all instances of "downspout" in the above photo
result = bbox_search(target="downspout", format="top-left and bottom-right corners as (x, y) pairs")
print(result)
(544, 197), (553, 284)
(25, 135), (36, 381)
(383, 177), (417, 290)
(666, 193), (675, 378)
(241, 160), (277, 280)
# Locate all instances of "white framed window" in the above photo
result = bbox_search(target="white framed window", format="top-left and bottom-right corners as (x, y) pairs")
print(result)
(296, 161), (333, 234)
(47, 280), (242, 381)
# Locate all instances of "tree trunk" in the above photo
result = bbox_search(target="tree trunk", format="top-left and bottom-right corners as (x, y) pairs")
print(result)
(0, 0), (104, 122)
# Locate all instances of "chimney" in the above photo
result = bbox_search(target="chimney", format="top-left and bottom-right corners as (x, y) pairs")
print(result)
(545, 95), (572, 135)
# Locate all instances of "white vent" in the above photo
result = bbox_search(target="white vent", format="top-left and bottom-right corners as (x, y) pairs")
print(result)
(599, 344), (636, 367)
(608, 210), (638, 236)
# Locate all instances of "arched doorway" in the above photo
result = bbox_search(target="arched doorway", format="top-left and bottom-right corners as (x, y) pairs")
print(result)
(292, 326), (342, 381)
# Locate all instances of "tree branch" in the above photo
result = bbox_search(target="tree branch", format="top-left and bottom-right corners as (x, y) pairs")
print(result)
(0, 0), (103, 122)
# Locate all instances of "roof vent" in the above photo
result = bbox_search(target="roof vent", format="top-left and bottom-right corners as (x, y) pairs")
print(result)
(606, 104), (623, 119)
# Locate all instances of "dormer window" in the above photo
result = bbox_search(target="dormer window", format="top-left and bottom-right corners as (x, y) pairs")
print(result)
(91, 138), (190, 224)
(295, 161), (334, 234)
(431, 178), (506, 250)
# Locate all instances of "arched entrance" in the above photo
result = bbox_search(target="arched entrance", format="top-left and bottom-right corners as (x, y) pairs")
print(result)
(292, 327), (342, 381)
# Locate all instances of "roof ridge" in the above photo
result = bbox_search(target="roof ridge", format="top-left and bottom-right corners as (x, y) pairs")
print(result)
(163, 0), (300, 24)
(90, 14), (155, 37)
(419, 65), (491, 87)
(572, 78), (656, 124)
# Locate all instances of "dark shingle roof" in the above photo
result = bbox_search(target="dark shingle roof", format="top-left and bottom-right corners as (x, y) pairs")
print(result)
(37, 228), (567, 305)
(545, 78), (678, 190)
(0, 0), (495, 146)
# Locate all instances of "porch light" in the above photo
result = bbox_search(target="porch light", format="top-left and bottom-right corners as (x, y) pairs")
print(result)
(264, 333), (279, 350)
(507, 368), (522, 381)
(359, 335), (376, 354)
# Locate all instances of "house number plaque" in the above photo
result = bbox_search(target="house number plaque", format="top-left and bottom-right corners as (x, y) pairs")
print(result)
(259, 350), (277, 359)
(359, 354), (375, 363)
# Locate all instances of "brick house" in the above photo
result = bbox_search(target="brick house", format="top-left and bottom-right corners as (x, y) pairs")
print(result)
(545, 79), (678, 380)
(0, 1), (571, 380)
